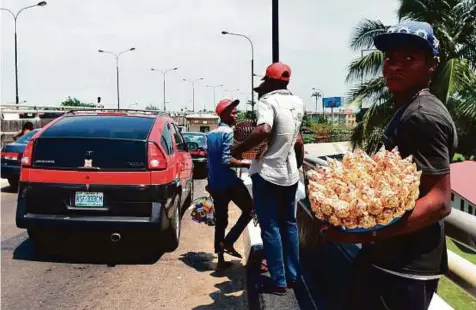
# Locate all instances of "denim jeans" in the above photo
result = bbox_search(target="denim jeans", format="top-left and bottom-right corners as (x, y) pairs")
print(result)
(210, 181), (253, 254)
(251, 174), (299, 288)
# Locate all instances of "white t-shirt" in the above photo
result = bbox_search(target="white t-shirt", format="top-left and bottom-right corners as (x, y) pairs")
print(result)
(249, 89), (304, 186)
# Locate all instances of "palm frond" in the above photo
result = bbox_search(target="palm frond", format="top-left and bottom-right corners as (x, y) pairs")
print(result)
(432, 58), (475, 103)
(349, 19), (388, 51)
(398, 0), (429, 21)
(345, 51), (384, 83)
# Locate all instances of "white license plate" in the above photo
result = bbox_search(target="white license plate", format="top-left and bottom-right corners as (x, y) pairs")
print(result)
(75, 192), (104, 207)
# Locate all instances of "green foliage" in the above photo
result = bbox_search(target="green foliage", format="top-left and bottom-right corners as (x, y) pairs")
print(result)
(145, 104), (159, 111)
(237, 110), (256, 122)
(348, 0), (476, 156)
(60, 97), (95, 107)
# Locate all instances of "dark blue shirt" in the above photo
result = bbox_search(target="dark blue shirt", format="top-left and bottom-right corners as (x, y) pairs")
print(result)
(207, 122), (241, 190)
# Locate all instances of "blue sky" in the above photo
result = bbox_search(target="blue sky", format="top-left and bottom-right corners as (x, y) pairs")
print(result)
(1, 0), (400, 112)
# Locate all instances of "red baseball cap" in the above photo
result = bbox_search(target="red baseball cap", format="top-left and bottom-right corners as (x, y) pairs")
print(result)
(215, 99), (240, 116)
(263, 62), (291, 81)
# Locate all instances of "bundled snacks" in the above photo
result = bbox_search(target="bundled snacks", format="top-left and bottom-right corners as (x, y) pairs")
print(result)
(191, 197), (215, 226)
(306, 147), (421, 230)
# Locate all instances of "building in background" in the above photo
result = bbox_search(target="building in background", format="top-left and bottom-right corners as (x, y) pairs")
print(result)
(450, 161), (476, 216)
(185, 114), (220, 133)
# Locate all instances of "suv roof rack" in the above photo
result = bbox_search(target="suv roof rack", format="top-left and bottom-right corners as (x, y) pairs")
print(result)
(67, 109), (168, 117)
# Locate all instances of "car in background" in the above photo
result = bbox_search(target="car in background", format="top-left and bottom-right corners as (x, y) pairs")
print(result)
(1, 129), (41, 189)
(16, 110), (196, 253)
(182, 132), (208, 173)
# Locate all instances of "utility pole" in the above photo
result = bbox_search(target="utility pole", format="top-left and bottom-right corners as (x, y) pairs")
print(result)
(272, 0), (279, 62)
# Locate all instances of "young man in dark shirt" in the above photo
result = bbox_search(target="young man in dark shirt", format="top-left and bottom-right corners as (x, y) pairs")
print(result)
(324, 21), (457, 309)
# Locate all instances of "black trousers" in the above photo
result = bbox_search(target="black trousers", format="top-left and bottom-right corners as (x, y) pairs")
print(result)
(210, 181), (253, 254)
(346, 254), (439, 310)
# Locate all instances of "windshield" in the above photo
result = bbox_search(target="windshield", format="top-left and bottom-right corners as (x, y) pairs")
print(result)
(15, 129), (40, 144)
(183, 133), (207, 148)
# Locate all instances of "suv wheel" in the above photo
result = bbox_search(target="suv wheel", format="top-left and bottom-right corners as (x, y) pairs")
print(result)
(8, 178), (18, 191)
(162, 195), (181, 252)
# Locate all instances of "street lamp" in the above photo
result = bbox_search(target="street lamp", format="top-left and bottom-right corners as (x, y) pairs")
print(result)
(1, 1), (47, 104)
(182, 77), (204, 112)
(312, 88), (324, 117)
(151, 67), (178, 112)
(221, 30), (255, 114)
(98, 47), (135, 109)
(206, 84), (223, 105)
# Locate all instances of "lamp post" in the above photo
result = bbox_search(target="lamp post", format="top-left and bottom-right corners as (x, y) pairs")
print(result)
(151, 67), (178, 112)
(221, 31), (255, 114)
(98, 47), (136, 109)
(312, 88), (324, 117)
(182, 77), (204, 112)
(206, 84), (223, 105)
(1, 1), (47, 105)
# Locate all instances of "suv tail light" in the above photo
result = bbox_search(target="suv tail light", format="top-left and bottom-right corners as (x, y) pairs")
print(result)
(21, 140), (34, 167)
(147, 142), (167, 170)
(1, 152), (21, 162)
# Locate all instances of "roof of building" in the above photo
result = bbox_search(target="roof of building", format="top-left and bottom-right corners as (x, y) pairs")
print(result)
(185, 113), (219, 119)
(450, 161), (476, 204)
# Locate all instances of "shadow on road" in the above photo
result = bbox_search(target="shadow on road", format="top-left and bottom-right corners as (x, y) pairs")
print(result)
(1, 185), (16, 193)
(179, 251), (248, 310)
(5, 231), (165, 266)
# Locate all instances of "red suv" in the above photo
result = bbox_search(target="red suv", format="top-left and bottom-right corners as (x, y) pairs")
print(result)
(16, 110), (194, 252)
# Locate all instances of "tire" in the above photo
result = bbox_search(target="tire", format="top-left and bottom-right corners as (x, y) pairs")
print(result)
(8, 178), (18, 191)
(162, 195), (181, 252)
(27, 228), (60, 254)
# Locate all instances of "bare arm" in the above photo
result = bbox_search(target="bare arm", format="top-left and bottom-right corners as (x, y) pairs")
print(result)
(232, 124), (271, 157)
(295, 132), (304, 169)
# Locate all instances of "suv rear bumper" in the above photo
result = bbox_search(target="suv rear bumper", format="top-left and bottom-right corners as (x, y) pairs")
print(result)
(16, 198), (165, 231)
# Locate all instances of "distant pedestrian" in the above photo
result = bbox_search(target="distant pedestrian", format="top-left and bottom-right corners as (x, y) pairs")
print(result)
(13, 121), (34, 141)
(207, 99), (253, 271)
(233, 62), (305, 295)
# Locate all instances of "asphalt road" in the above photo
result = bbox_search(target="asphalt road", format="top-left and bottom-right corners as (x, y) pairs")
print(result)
(1, 178), (248, 310)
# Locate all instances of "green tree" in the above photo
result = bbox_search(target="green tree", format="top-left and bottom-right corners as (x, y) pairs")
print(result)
(347, 0), (476, 154)
(145, 104), (159, 111)
(60, 97), (95, 107)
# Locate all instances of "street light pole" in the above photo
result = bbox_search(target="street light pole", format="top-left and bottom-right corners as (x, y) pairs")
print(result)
(221, 31), (255, 114)
(206, 84), (223, 105)
(1, 2), (47, 105)
(151, 67), (178, 112)
(183, 77), (204, 112)
(98, 47), (136, 109)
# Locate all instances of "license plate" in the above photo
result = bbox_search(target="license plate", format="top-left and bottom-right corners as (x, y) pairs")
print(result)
(75, 192), (104, 207)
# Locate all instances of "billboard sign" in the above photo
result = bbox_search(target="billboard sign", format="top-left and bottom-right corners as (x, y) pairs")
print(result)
(323, 97), (342, 108)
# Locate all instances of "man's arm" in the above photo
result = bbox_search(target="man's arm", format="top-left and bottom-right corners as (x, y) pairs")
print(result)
(222, 131), (250, 168)
(232, 98), (274, 157)
(295, 132), (304, 169)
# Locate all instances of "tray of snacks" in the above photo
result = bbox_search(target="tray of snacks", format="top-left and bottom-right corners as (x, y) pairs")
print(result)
(305, 147), (421, 232)
(190, 196), (216, 226)
(233, 120), (268, 160)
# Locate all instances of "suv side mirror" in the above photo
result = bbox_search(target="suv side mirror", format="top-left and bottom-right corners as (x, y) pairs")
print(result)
(186, 142), (199, 152)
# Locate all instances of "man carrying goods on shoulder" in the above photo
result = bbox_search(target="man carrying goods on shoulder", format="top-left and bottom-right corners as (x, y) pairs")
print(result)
(233, 62), (305, 295)
(207, 98), (253, 271)
(324, 21), (457, 310)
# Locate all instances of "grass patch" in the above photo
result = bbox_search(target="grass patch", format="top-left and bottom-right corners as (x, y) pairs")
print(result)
(438, 276), (476, 309)
(446, 237), (476, 265)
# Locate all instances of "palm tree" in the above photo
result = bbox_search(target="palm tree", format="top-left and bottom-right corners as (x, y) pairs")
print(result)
(348, 0), (476, 155)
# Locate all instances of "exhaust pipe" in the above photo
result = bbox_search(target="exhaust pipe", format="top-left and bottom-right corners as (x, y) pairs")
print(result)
(110, 233), (121, 243)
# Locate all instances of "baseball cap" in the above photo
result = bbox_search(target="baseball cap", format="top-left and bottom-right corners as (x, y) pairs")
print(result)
(374, 20), (439, 56)
(215, 98), (239, 116)
(262, 62), (291, 81)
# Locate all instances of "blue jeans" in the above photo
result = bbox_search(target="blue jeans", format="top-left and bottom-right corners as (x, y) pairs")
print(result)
(251, 174), (299, 288)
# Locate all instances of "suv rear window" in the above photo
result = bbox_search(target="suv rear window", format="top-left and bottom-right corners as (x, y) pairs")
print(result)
(41, 116), (154, 140)
(32, 116), (155, 170)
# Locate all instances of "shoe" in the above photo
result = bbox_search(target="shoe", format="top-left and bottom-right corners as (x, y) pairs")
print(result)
(287, 281), (299, 289)
(257, 283), (287, 296)
(220, 242), (242, 259)
(215, 261), (233, 272)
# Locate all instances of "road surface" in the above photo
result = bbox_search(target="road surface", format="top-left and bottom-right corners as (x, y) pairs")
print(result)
(1, 179), (248, 310)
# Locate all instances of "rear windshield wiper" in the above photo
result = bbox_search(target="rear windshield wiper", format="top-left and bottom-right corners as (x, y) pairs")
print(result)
(76, 166), (101, 170)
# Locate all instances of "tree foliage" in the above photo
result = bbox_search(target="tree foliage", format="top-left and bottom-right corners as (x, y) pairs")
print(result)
(60, 97), (95, 107)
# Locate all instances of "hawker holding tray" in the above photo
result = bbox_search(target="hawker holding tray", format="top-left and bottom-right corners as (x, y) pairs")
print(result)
(323, 21), (457, 310)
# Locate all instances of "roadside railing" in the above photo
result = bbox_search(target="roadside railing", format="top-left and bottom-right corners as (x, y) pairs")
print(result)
(300, 154), (476, 300)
